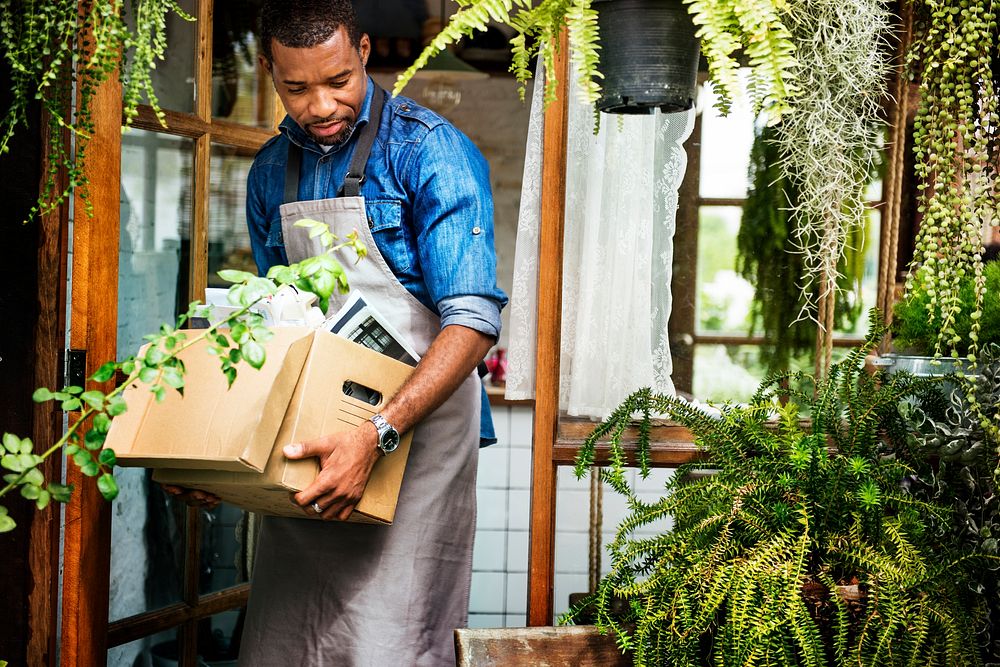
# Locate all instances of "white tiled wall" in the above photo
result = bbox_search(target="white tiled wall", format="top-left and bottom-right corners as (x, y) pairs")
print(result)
(469, 405), (674, 628)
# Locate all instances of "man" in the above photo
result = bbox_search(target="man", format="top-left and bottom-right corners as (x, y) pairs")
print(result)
(235, 2), (507, 664)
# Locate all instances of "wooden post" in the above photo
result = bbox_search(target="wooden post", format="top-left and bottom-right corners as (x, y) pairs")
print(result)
(527, 31), (570, 627)
(60, 38), (122, 667)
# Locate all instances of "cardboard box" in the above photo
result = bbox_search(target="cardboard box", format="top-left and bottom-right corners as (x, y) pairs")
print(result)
(109, 329), (414, 524)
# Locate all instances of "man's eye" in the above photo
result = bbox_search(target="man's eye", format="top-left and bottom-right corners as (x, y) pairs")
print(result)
(329, 80), (348, 88)
(287, 87), (306, 95)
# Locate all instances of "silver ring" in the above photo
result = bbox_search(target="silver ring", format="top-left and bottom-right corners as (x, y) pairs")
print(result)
(311, 502), (324, 514)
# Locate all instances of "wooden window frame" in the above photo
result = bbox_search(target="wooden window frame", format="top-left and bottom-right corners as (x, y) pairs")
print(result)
(60, 2), (277, 664)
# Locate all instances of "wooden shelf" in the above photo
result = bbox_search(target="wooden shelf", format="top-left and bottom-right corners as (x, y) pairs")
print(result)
(555, 416), (702, 467)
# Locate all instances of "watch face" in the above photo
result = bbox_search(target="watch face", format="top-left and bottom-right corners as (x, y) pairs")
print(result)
(381, 430), (400, 453)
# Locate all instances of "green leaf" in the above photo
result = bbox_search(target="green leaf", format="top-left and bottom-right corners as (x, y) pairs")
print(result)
(223, 366), (237, 388)
(229, 348), (243, 364)
(242, 340), (266, 370)
(121, 359), (136, 375)
(65, 444), (80, 456)
(18, 438), (33, 455)
(231, 321), (250, 344)
(152, 386), (166, 403)
(20, 484), (40, 500)
(35, 490), (51, 510)
(93, 412), (112, 434)
(161, 366), (184, 390)
(0, 514), (15, 532)
(144, 346), (166, 366)
(97, 473), (119, 500)
(61, 397), (81, 412)
(217, 269), (256, 284)
(80, 460), (99, 477)
(2, 454), (23, 472)
(73, 450), (90, 469)
(307, 223), (326, 239)
(98, 448), (117, 467)
(65, 386), (83, 396)
(24, 468), (44, 487)
(3, 433), (21, 453)
(89, 362), (117, 383)
(48, 483), (73, 503)
(32, 387), (55, 403)
(107, 395), (128, 416)
(293, 218), (321, 229)
(80, 390), (105, 410)
(84, 428), (107, 450)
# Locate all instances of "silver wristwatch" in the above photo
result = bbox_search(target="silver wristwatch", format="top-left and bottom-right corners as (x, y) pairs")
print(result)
(369, 414), (400, 455)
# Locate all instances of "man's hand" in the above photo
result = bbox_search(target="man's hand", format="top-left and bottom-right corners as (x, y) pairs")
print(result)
(160, 484), (222, 509)
(285, 421), (381, 521)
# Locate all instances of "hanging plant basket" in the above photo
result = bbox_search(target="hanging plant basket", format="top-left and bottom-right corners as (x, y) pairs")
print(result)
(593, 0), (700, 114)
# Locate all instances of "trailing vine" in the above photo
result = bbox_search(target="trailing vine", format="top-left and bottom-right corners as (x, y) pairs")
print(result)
(0, 0), (192, 221)
(773, 0), (891, 323)
(907, 0), (1000, 362)
(0, 220), (365, 533)
(738, 123), (868, 373)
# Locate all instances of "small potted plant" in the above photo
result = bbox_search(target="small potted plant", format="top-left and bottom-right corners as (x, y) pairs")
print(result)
(569, 313), (997, 666)
(883, 260), (1000, 376)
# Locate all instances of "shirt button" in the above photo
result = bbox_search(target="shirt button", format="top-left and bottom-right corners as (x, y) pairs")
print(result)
(472, 226), (482, 235)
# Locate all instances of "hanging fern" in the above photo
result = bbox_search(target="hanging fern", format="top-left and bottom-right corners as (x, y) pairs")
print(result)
(569, 312), (996, 666)
(684, 0), (799, 123)
(0, 0), (192, 221)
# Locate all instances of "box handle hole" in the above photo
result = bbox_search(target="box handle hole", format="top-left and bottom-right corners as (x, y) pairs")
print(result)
(342, 380), (382, 407)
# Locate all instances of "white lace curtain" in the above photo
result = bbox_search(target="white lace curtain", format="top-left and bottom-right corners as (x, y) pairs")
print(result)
(505, 65), (695, 419)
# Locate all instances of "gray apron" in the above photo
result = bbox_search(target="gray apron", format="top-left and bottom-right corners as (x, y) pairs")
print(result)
(238, 86), (480, 667)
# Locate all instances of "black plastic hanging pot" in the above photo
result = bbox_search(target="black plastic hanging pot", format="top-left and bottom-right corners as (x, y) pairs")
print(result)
(592, 0), (700, 114)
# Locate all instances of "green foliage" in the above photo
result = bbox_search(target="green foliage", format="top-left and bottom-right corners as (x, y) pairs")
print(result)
(901, 346), (1000, 663)
(0, 0), (192, 221)
(684, 0), (798, 123)
(738, 124), (869, 372)
(907, 0), (1000, 362)
(570, 312), (995, 665)
(394, 0), (798, 122)
(772, 0), (891, 317)
(0, 220), (364, 532)
(893, 261), (1000, 357)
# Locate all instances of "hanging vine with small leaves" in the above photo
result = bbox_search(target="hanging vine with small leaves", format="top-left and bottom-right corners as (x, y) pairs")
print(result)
(906, 0), (1000, 362)
(0, 0), (192, 222)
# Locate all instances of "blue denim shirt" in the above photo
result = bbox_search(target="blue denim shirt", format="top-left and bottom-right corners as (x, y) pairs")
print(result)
(246, 79), (507, 445)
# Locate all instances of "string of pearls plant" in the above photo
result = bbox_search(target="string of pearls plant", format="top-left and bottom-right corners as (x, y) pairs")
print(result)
(907, 0), (1000, 363)
(0, 0), (191, 221)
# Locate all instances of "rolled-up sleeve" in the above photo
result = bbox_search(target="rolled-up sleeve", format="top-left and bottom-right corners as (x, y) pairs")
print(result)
(407, 123), (508, 336)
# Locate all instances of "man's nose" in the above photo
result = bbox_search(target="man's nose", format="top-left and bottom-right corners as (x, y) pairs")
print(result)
(308, 89), (339, 120)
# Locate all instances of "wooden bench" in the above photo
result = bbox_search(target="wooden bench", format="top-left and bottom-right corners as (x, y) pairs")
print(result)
(454, 626), (632, 666)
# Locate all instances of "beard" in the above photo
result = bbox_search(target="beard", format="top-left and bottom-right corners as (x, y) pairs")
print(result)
(307, 115), (356, 147)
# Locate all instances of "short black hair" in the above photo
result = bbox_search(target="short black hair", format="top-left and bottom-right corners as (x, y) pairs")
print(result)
(259, 0), (361, 62)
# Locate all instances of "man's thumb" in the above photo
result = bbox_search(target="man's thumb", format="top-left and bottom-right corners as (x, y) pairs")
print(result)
(283, 442), (310, 459)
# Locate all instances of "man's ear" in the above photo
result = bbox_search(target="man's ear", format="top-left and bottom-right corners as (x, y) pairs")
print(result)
(259, 53), (272, 75)
(359, 33), (371, 68)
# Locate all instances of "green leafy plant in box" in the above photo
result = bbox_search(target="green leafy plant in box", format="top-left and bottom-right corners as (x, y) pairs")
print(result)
(0, 220), (363, 534)
(569, 312), (995, 666)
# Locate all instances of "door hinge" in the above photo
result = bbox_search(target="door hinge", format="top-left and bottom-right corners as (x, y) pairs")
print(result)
(65, 348), (87, 390)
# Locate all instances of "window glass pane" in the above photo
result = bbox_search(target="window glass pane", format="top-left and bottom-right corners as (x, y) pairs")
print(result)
(209, 144), (258, 288)
(696, 206), (752, 335)
(123, 0), (197, 114)
(693, 345), (850, 404)
(108, 627), (177, 667)
(109, 470), (188, 623)
(213, 4), (275, 128)
(199, 502), (252, 595)
(200, 607), (247, 663)
(699, 77), (755, 199)
(119, 129), (194, 359)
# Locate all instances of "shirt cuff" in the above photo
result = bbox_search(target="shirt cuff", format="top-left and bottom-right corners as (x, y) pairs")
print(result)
(437, 294), (502, 340)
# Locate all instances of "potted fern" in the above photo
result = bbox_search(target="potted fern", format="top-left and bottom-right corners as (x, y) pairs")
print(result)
(570, 313), (996, 666)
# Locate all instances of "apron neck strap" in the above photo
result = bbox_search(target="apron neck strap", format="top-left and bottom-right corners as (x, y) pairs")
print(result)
(282, 84), (387, 205)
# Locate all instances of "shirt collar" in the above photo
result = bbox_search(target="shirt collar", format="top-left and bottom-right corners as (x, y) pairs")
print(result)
(279, 76), (375, 155)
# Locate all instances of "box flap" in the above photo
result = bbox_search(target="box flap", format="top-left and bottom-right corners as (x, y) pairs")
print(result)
(111, 327), (313, 472)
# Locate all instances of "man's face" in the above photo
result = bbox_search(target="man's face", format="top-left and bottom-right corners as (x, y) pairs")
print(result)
(263, 28), (371, 146)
